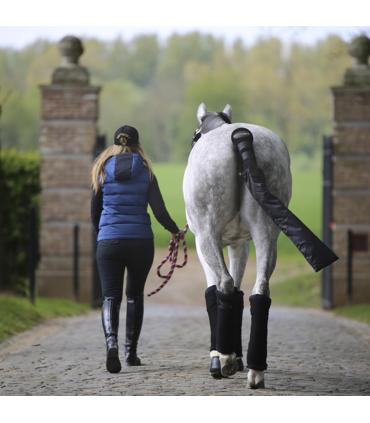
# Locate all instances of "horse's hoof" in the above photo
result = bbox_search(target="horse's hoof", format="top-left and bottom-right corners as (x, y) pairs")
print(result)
(210, 356), (222, 379)
(236, 357), (244, 372)
(247, 369), (265, 389)
(248, 380), (265, 389)
(219, 352), (238, 377)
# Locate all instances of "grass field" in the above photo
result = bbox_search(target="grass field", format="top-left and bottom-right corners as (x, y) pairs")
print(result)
(151, 154), (322, 257)
(0, 295), (90, 342)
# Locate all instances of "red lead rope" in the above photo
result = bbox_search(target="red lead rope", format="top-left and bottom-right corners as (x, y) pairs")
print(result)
(147, 224), (189, 297)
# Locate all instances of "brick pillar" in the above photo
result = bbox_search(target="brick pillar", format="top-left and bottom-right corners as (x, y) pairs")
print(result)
(37, 36), (101, 303)
(331, 35), (370, 306)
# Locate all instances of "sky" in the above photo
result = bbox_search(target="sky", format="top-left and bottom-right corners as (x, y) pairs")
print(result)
(0, 26), (369, 49)
(1, 0), (370, 49)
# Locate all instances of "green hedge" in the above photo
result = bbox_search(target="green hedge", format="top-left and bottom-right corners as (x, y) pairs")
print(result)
(0, 149), (41, 294)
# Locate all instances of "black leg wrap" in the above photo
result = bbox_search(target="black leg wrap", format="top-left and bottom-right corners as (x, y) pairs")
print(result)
(216, 290), (235, 355)
(247, 294), (271, 371)
(205, 285), (217, 351)
(233, 288), (244, 358)
(125, 294), (144, 366)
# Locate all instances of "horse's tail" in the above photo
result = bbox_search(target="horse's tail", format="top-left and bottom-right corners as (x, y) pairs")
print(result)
(231, 127), (254, 211)
(231, 127), (338, 272)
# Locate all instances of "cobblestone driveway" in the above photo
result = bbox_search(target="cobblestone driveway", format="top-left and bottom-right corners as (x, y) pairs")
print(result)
(1, 304), (370, 395)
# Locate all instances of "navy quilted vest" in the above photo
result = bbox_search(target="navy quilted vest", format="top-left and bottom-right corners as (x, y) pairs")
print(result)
(98, 153), (153, 240)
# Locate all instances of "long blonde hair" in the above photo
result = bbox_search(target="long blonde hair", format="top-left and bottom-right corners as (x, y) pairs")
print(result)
(91, 136), (153, 193)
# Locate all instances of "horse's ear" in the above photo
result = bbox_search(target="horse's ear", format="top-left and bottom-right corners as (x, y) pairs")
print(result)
(222, 104), (232, 120)
(197, 102), (207, 124)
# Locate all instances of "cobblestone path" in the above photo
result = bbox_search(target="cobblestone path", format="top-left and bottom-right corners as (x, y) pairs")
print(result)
(1, 304), (370, 395)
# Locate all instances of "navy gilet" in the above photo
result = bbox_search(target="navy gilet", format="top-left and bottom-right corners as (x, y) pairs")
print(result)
(98, 153), (153, 241)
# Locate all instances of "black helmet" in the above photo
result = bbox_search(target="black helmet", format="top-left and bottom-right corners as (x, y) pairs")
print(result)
(114, 125), (139, 146)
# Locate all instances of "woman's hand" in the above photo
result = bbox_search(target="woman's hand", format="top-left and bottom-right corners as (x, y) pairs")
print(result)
(171, 230), (182, 242)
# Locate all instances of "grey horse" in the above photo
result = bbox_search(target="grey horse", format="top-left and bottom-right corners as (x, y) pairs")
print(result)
(183, 103), (292, 388)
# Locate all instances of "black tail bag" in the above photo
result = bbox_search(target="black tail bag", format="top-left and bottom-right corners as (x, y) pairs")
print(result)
(231, 127), (338, 272)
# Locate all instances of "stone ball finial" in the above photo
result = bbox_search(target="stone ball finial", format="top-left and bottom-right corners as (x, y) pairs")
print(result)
(52, 35), (89, 85)
(348, 35), (370, 66)
(59, 35), (84, 66)
(344, 35), (370, 86)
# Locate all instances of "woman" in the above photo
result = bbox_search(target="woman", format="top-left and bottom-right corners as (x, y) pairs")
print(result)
(91, 125), (179, 373)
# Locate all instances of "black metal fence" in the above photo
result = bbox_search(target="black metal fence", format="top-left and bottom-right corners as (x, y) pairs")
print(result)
(91, 134), (106, 308)
(322, 135), (334, 309)
(27, 204), (39, 304)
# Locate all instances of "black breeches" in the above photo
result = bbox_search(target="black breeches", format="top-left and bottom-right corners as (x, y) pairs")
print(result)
(96, 238), (155, 303)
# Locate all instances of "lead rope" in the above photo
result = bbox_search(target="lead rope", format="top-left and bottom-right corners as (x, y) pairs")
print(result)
(147, 224), (189, 297)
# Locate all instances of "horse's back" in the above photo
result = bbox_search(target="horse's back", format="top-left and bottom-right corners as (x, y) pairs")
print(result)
(183, 122), (292, 234)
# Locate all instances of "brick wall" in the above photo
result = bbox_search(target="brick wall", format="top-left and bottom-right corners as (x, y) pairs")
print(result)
(37, 83), (100, 303)
(331, 86), (370, 306)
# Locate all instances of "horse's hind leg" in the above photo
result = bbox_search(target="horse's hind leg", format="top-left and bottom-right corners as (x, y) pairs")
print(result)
(227, 240), (249, 371)
(247, 224), (278, 389)
(228, 240), (249, 290)
(196, 232), (238, 377)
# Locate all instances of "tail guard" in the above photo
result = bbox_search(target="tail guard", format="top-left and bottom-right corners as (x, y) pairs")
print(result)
(231, 127), (338, 272)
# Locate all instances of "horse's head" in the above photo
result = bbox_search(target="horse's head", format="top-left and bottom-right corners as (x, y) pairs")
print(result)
(197, 103), (232, 131)
(192, 103), (232, 146)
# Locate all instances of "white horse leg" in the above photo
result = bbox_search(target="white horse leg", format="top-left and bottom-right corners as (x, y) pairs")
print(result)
(195, 236), (218, 288)
(196, 232), (234, 294)
(196, 231), (238, 377)
(228, 240), (249, 289)
(196, 237), (220, 377)
(247, 224), (278, 389)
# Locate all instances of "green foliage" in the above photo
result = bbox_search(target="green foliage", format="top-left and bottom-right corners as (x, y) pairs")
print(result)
(0, 149), (41, 293)
(0, 294), (89, 342)
(0, 33), (351, 158)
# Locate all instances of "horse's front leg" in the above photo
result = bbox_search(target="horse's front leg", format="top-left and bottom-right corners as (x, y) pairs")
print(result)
(247, 222), (278, 389)
(196, 232), (238, 378)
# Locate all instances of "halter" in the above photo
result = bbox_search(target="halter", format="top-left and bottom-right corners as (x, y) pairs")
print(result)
(191, 112), (231, 147)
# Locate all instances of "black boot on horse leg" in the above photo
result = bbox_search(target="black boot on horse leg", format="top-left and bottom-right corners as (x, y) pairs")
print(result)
(233, 288), (245, 371)
(216, 290), (238, 377)
(205, 285), (221, 379)
(102, 297), (122, 373)
(247, 294), (271, 388)
(125, 294), (144, 366)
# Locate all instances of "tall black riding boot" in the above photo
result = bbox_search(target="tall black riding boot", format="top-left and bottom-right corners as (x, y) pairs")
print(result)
(233, 288), (245, 371)
(216, 290), (238, 377)
(247, 294), (271, 371)
(125, 294), (144, 366)
(205, 285), (221, 378)
(101, 297), (122, 373)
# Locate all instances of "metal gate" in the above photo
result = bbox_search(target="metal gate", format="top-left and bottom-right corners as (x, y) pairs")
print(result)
(92, 134), (106, 308)
(322, 135), (334, 309)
